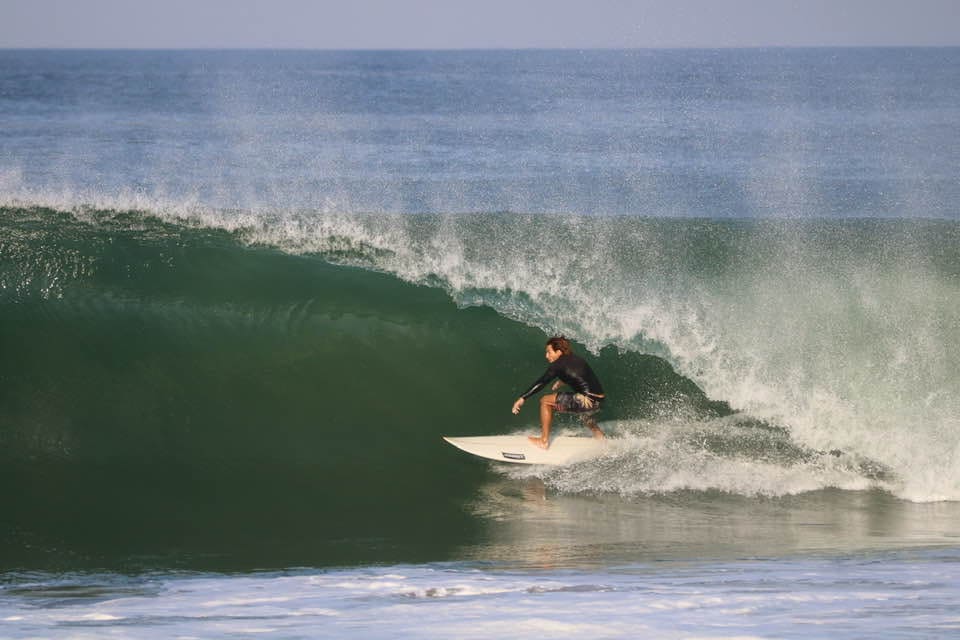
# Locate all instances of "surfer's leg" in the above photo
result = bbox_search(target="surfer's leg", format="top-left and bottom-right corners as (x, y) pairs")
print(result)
(529, 394), (557, 449)
(582, 415), (605, 439)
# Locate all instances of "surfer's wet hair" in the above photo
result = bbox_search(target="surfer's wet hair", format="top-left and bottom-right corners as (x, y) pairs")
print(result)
(546, 335), (572, 355)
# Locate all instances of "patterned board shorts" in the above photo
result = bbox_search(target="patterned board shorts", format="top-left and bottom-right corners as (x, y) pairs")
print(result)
(555, 392), (603, 416)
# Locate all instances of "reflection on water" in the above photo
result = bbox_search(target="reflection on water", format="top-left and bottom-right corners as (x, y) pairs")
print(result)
(459, 477), (960, 570)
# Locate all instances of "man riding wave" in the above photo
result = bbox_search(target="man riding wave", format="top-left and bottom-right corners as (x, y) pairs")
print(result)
(512, 336), (606, 449)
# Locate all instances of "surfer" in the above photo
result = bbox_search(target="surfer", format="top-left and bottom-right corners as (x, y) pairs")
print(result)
(511, 336), (606, 449)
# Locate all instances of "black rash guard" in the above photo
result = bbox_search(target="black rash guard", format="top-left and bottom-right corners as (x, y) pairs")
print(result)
(520, 353), (605, 400)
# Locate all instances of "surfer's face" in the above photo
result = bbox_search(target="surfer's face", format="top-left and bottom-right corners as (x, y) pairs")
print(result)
(545, 345), (563, 363)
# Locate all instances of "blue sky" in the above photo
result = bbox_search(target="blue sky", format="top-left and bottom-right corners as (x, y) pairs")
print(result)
(1, 0), (958, 49)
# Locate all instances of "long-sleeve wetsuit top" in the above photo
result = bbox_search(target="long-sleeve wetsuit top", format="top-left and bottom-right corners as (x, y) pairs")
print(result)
(519, 353), (605, 400)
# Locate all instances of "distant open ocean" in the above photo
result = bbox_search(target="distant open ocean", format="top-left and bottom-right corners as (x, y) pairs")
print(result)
(2, 48), (959, 638)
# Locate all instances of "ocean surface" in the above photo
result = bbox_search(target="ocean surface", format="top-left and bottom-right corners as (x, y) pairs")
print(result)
(1, 48), (959, 637)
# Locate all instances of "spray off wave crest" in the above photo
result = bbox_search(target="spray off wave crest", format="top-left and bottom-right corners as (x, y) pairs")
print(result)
(3, 199), (960, 502)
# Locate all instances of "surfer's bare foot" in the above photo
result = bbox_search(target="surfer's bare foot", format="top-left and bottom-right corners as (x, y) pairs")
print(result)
(528, 436), (549, 449)
(590, 426), (605, 440)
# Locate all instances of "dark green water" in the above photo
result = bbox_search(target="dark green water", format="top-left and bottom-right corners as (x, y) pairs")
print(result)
(0, 207), (727, 571)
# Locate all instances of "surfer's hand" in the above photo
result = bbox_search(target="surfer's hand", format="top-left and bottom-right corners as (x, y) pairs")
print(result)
(512, 398), (524, 414)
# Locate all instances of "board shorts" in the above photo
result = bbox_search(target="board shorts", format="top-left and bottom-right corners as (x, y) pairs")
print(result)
(555, 392), (603, 416)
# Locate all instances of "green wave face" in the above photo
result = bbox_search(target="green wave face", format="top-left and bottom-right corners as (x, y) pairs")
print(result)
(1, 207), (724, 570)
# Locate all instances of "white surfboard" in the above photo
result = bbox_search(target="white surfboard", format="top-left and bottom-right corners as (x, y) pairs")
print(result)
(443, 435), (606, 465)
